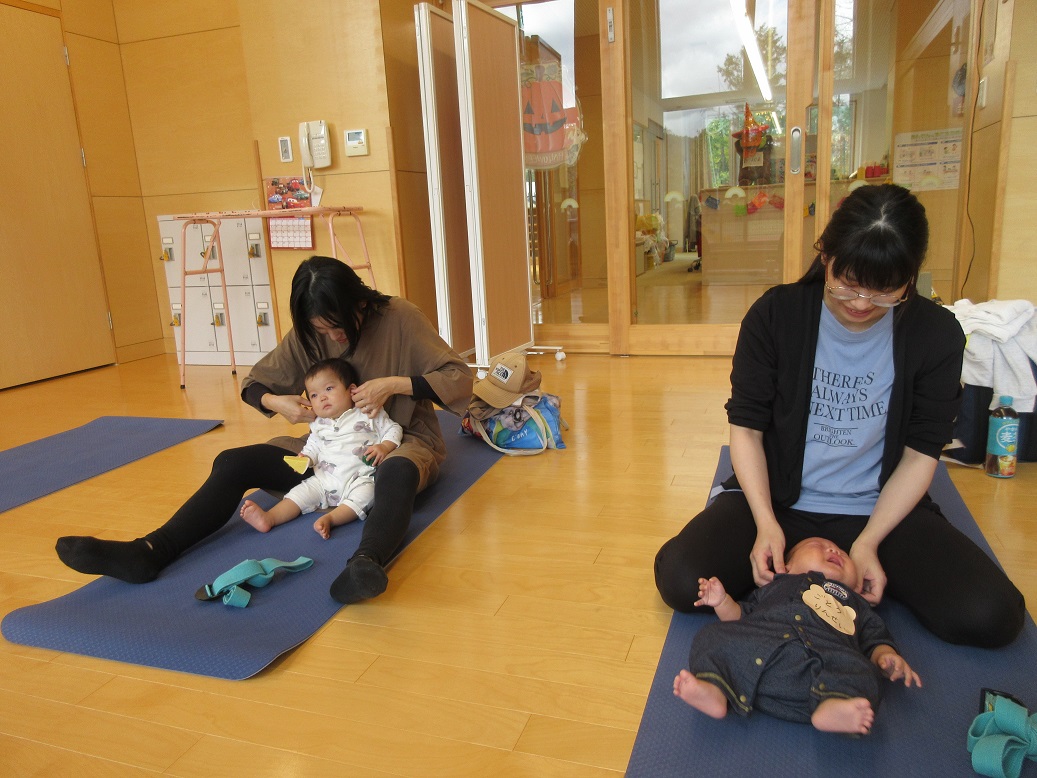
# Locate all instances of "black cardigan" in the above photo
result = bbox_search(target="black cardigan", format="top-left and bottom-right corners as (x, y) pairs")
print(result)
(724, 281), (966, 507)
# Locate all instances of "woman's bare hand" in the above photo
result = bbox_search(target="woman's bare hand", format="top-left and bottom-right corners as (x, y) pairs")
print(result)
(262, 393), (316, 424)
(750, 525), (787, 586)
(351, 376), (407, 417)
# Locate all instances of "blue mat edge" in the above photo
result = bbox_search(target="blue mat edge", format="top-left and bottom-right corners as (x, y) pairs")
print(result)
(0, 416), (223, 514)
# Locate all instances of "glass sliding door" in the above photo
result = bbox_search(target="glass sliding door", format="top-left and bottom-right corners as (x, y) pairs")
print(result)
(615, 0), (816, 354)
(498, 0), (609, 331)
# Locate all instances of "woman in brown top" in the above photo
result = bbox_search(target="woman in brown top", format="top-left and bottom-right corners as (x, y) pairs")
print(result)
(57, 256), (473, 605)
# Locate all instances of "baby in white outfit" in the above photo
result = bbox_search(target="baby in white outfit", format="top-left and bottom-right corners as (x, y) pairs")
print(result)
(240, 358), (402, 539)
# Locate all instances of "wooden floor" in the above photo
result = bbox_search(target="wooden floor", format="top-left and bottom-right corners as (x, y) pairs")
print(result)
(533, 255), (772, 326)
(0, 354), (1033, 776)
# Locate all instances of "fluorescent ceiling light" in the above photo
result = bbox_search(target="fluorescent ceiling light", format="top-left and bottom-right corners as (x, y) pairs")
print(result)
(770, 111), (782, 133)
(728, 0), (773, 101)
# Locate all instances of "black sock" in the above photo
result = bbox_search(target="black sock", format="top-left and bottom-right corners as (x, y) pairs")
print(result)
(55, 536), (163, 584)
(329, 554), (388, 604)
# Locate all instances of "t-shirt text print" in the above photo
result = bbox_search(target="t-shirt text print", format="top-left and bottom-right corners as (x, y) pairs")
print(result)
(793, 305), (895, 515)
(809, 368), (884, 439)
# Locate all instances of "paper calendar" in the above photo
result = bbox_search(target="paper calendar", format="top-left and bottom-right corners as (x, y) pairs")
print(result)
(269, 217), (314, 249)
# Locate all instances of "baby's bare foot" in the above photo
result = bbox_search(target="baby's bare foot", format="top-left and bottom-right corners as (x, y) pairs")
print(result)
(672, 670), (728, 719)
(812, 697), (874, 735)
(240, 500), (273, 533)
(314, 517), (332, 539)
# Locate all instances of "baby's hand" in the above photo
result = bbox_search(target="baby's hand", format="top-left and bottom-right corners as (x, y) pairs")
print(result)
(361, 442), (395, 466)
(694, 577), (728, 609)
(876, 650), (922, 687)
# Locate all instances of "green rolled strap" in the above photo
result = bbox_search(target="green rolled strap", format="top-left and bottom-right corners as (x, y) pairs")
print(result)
(195, 556), (314, 608)
(967, 695), (1037, 778)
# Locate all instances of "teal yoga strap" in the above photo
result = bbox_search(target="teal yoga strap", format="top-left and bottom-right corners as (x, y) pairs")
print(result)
(967, 696), (1037, 778)
(195, 556), (314, 608)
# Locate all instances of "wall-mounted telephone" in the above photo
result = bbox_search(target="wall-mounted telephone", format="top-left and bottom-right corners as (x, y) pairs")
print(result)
(300, 121), (331, 167)
(299, 120), (331, 193)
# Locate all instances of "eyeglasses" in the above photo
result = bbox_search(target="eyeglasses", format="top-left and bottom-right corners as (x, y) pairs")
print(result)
(824, 283), (908, 307)
(823, 263), (910, 307)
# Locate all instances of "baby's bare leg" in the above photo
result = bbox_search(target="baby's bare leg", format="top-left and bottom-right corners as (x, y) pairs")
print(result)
(313, 505), (360, 539)
(811, 698), (874, 735)
(672, 670), (728, 719)
(240, 498), (302, 533)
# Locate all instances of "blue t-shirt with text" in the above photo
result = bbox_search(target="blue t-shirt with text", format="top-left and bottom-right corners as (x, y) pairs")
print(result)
(792, 304), (894, 515)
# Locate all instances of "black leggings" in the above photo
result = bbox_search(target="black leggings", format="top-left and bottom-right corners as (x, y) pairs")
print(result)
(144, 444), (421, 568)
(654, 491), (1026, 648)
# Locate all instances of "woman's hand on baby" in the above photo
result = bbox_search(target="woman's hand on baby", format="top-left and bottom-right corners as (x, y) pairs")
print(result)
(873, 647), (922, 687)
(695, 577), (728, 608)
(750, 525), (787, 586)
(351, 377), (406, 417)
(263, 393), (316, 424)
(849, 542), (887, 605)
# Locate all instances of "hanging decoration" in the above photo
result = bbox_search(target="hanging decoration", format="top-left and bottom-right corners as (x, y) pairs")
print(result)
(731, 103), (773, 185)
(732, 102), (770, 157)
(520, 61), (587, 170)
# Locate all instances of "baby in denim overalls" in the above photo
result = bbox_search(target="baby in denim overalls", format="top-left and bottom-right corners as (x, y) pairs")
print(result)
(673, 537), (921, 735)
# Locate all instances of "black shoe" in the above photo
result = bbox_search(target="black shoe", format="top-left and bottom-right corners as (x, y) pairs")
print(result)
(329, 554), (388, 604)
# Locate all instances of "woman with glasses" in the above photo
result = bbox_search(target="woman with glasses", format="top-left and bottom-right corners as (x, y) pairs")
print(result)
(655, 184), (1024, 648)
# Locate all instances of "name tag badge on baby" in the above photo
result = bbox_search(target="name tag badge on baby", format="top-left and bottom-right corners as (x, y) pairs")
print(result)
(803, 584), (857, 635)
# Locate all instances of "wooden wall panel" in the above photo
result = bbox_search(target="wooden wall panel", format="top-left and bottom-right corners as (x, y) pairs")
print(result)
(292, 171), (400, 294)
(971, 0), (1015, 134)
(959, 121), (999, 301)
(61, 0), (118, 41)
(91, 196), (164, 352)
(998, 3), (1037, 301)
(112, 0), (239, 43)
(238, 0), (401, 301)
(17, 0), (60, 10)
(394, 170), (439, 331)
(382, 0), (432, 173)
(65, 33), (141, 197)
(121, 28), (255, 197)
(1010, 0), (1037, 117)
(238, 0), (388, 174)
(998, 115), (1037, 301)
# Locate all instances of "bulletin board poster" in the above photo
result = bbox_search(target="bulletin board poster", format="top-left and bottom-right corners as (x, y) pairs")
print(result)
(263, 177), (311, 209)
(893, 129), (962, 192)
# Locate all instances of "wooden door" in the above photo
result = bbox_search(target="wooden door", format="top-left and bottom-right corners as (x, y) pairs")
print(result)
(0, 6), (114, 388)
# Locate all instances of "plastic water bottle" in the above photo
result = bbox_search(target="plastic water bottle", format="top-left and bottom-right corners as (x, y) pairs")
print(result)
(985, 395), (1019, 478)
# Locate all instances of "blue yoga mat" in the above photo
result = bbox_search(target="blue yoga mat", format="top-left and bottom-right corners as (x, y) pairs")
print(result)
(0, 416), (223, 514)
(1, 413), (501, 679)
(627, 449), (1037, 777)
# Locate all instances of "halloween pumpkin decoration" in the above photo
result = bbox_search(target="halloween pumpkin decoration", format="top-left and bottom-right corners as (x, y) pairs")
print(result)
(521, 61), (587, 170)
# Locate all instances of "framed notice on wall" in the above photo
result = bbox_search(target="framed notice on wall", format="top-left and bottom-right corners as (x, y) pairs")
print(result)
(893, 129), (962, 192)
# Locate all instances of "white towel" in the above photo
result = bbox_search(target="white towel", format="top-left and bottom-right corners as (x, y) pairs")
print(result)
(951, 300), (1037, 412)
(948, 299), (1034, 342)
